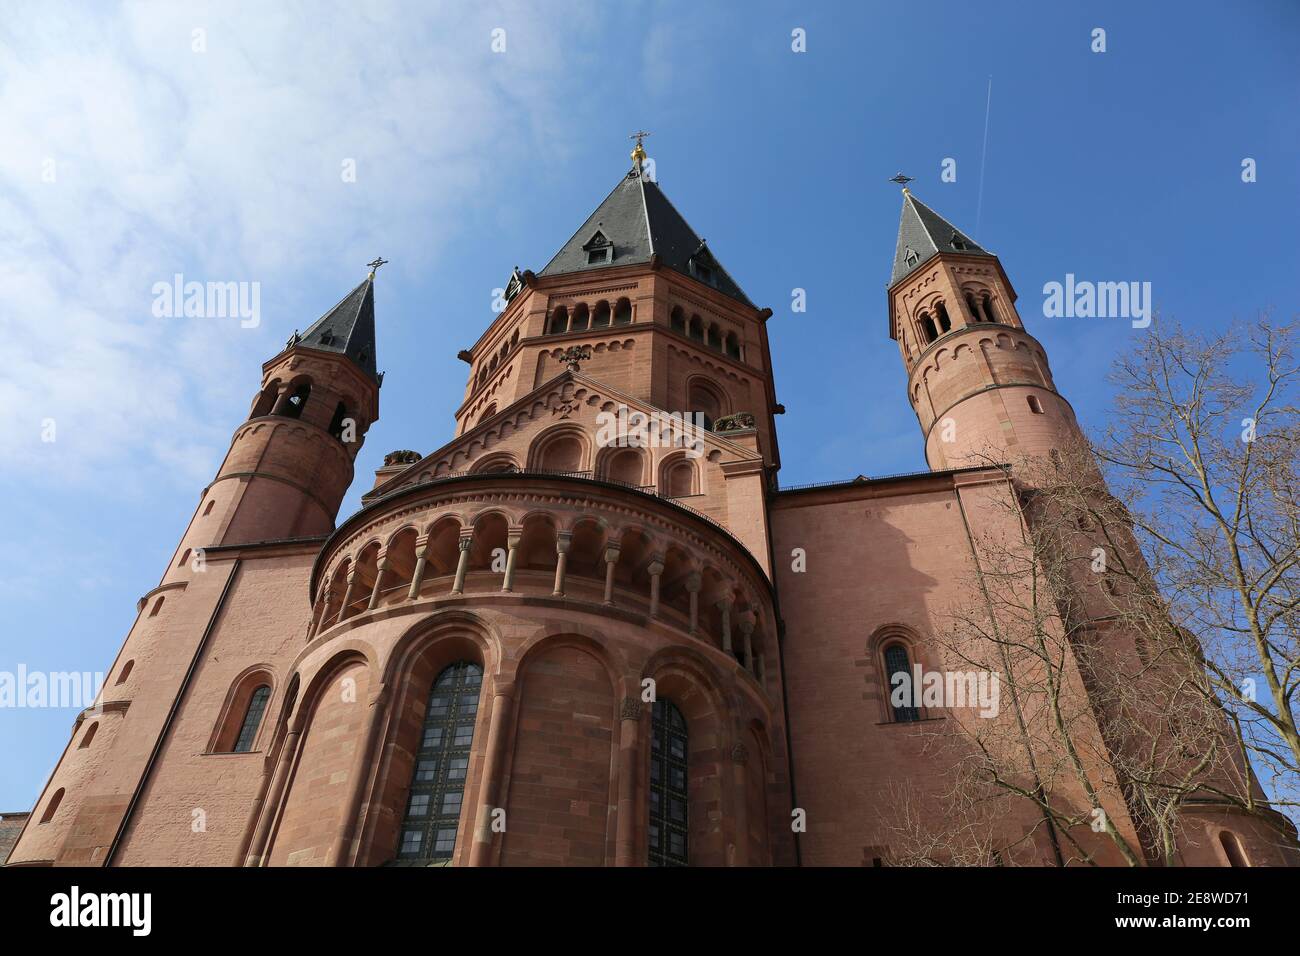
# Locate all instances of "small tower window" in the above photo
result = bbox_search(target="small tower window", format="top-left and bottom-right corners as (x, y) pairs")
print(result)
(920, 314), (938, 344)
(613, 298), (632, 325)
(1219, 831), (1249, 867)
(982, 295), (999, 325)
(1027, 395), (1044, 415)
(116, 660), (134, 685)
(904, 247), (919, 267)
(39, 788), (64, 824)
(966, 293), (982, 321)
(592, 301), (611, 328)
(548, 306), (569, 335)
(282, 382), (311, 419)
(936, 301), (952, 333)
(587, 248), (609, 264)
(670, 306), (685, 334)
(328, 402), (350, 439)
(950, 232), (966, 251)
(79, 721), (99, 749)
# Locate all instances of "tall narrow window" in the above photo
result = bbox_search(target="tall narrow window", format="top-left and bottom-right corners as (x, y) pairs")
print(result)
(233, 685), (271, 753)
(920, 314), (938, 344)
(936, 301), (952, 333)
(883, 643), (920, 722)
(1027, 394), (1044, 414)
(398, 662), (483, 862)
(328, 402), (350, 439)
(982, 295), (999, 324)
(649, 698), (689, 866)
(40, 788), (64, 824)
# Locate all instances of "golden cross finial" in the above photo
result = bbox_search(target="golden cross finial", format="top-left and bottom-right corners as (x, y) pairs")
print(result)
(366, 256), (388, 279)
(629, 129), (651, 170)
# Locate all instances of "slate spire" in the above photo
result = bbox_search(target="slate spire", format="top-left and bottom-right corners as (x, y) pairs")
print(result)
(891, 190), (990, 286)
(539, 163), (753, 307)
(298, 273), (379, 381)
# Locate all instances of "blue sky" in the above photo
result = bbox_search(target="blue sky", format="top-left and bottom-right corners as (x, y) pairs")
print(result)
(1, 0), (1296, 810)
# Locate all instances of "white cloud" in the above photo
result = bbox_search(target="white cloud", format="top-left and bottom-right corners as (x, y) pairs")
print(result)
(0, 0), (600, 488)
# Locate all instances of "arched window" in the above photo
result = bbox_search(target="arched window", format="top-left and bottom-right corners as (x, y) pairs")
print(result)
(707, 324), (722, 350)
(688, 315), (704, 342)
(725, 332), (741, 360)
(39, 788), (64, 824)
(536, 432), (585, 473)
(79, 721), (98, 749)
(149, 596), (165, 617)
(982, 295), (999, 324)
(328, 402), (350, 439)
(178, 548), (191, 568)
(602, 448), (644, 486)
(232, 685), (271, 753)
(649, 698), (689, 866)
(592, 300), (611, 328)
(966, 293), (982, 321)
(613, 298), (632, 325)
(1027, 394), (1044, 414)
(249, 380), (279, 418)
(883, 643), (920, 722)
(548, 306), (568, 335)
(1219, 831), (1249, 867)
(115, 660), (134, 685)
(479, 403), (497, 425)
(398, 661), (483, 862)
(662, 459), (696, 498)
(920, 314), (938, 344)
(936, 301), (952, 333)
(688, 380), (724, 430)
(281, 382), (311, 419)
(203, 499), (215, 517)
(571, 303), (590, 331)
(670, 306), (685, 334)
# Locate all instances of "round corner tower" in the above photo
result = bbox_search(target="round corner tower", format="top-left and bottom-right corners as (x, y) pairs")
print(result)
(888, 190), (1079, 472)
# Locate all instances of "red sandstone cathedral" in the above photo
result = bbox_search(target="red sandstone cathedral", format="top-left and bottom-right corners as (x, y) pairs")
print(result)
(9, 147), (1296, 867)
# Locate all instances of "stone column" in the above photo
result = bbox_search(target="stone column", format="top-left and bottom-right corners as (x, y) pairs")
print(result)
(407, 534), (430, 600)
(328, 683), (390, 866)
(686, 572), (702, 635)
(552, 532), (571, 596)
(451, 535), (472, 594)
(730, 742), (750, 867)
(307, 594), (327, 640)
(717, 599), (733, 655)
(602, 543), (621, 606)
(338, 569), (360, 621)
(469, 682), (515, 867)
(268, 383), (292, 416)
(501, 530), (521, 592)
(367, 551), (390, 610)
(244, 727), (301, 865)
(739, 619), (754, 672)
(614, 695), (642, 866)
(647, 557), (665, 618)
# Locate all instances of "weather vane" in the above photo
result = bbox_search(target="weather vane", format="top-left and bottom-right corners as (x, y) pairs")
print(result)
(889, 172), (914, 193)
(367, 256), (389, 278)
(629, 129), (651, 170)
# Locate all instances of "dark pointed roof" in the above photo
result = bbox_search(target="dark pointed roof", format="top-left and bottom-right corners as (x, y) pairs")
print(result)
(299, 275), (379, 381)
(539, 167), (753, 306)
(891, 192), (991, 286)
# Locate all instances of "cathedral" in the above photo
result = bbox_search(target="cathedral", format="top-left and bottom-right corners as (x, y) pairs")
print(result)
(8, 144), (1296, 867)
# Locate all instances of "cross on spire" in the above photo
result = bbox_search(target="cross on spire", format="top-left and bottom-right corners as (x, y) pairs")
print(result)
(629, 130), (651, 171)
(366, 256), (389, 278)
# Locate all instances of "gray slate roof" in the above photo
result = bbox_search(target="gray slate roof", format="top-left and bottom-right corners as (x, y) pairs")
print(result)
(891, 192), (991, 286)
(539, 168), (753, 307)
(299, 276), (379, 381)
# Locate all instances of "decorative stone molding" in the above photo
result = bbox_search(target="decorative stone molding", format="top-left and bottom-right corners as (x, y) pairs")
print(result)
(714, 411), (756, 432)
(731, 742), (749, 765)
(620, 696), (642, 721)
